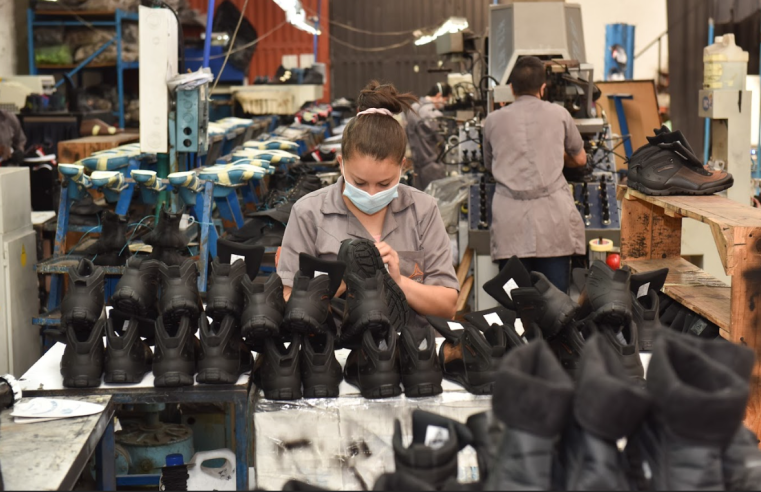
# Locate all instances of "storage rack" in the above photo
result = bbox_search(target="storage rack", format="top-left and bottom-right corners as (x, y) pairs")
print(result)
(27, 8), (139, 128)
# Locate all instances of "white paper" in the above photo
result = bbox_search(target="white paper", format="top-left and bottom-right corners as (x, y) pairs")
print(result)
(314, 270), (328, 278)
(230, 254), (246, 264)
(483, 313), (503, 326)
(503, 278), (519, 300)
(424, 425), (450, 450)
(447, 321), (464, 331)
(514, 318), (525, 336)
(637, 282), (650, 299)
(12, 398), (105, 420)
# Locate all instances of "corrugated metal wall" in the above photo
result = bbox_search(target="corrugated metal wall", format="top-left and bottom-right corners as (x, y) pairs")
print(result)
(188, 0), (330, 98)
(329, 0), (490, 100)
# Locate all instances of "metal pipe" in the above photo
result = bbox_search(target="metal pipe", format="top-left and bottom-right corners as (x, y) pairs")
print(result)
(202, 0), (216, 68)
(313, 0), (321, 61)
(703, 17), (714, 165)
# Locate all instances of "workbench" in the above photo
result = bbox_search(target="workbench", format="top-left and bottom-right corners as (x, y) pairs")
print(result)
(18, 343), (251, 490)
(0, 394), (116, 491)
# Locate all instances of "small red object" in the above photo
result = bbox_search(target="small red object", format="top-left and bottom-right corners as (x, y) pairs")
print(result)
(607, 253), (621, 270)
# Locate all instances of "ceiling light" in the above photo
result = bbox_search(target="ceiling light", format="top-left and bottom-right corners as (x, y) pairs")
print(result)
(272, 0), (321, 35)
(414, 17), (468, 46)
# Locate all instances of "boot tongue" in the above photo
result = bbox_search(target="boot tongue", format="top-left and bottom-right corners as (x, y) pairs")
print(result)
(298, 253), (345, 297)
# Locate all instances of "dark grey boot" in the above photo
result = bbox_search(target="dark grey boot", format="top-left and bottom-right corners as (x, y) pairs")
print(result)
(485, 340), (574, 491)
(560, 333), (651, 490)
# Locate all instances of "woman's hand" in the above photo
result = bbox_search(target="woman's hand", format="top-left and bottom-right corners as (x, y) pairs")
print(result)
(375, 241), (401, 284)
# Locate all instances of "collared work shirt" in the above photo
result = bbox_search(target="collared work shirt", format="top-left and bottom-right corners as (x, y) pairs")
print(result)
(277, 177), (459, 334)
(406, 98), (446, 190)
(483, 95), (586, 260)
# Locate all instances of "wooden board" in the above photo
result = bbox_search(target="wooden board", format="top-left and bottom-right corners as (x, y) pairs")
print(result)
(57, 133), (139, 164)
(456, 275), (474, 313)
(596, 80), (661, 170)
(624, 257), (731, 338)
(0, 395), (114, 491)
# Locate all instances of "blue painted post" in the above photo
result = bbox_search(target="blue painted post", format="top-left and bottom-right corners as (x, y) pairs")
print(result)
(116, 9), (125, 128)
(703, 18), (714, 165)
(234, 398), (248, 491)
(27, 9), (36, 75)
(96, 419), (116, 491)
(202, 0), (216, 68)
(197, 181), (214, 293)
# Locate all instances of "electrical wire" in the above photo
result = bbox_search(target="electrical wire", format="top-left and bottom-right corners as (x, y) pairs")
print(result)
(152, 1), (185, 73)
(185, 19), (289, 61)
(211, 0), (249, 93)
(329, 34), (413, 52)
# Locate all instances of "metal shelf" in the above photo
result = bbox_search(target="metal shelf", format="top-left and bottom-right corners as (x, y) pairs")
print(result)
(28, 8), (139, 127)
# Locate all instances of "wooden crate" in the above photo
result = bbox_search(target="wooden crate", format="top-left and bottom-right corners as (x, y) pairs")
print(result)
(619, 186), (761, 435)
(57, 133), (139, 164)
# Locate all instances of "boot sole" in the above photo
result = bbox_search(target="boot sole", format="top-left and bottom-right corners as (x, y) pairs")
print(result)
(592, 302), (632, 327)
(262, 387), (303, 400)
(197, 368), (240, 384)
(282, 309), (325, 335)
(443, 373), (493, 395)
(344, 371), (402, 399)
(104, 369), (147, 384)
(404, 382), (443, 398)
(154, 371), (194, 387)
(303, 384), (340, 398)
(241, 318), (281, 340)
(340, 312), (391, 345)
(63, 375), (102, 388)
(205, 299), (240, 319)
(629, 179), (734, 196)
(62, 309), (101, 332)
(339, 240), (408, 329)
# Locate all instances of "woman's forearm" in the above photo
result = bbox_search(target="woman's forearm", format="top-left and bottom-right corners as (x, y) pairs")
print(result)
(399, 277), (458, 319)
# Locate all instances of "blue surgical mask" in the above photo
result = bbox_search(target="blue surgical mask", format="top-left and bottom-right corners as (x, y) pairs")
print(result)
(342, 165), (401, 215)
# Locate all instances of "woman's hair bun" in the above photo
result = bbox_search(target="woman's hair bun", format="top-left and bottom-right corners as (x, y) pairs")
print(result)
(357, 80), (417, 115)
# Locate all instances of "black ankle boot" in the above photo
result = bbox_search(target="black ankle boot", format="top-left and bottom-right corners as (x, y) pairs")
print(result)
(61, 258), (105, 334)
(145, 206), (188, 266)
(84, 210), (129, 266)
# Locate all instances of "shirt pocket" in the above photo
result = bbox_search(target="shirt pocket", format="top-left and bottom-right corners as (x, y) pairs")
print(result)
(398, 250), (425, 284)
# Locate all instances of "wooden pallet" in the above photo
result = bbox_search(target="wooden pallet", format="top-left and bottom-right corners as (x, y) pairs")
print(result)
(619, 186), (761, 435)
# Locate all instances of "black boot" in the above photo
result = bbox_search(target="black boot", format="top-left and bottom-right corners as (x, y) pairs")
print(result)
(482, 255), (532, 310)
(205, 257), (247, 321)
(196, 314), (252, 384)
(485, 340), (574, 491)
(109, 255), (161, 343)
(61, 258), (105, 334)
(282, 254), (345, 336)
(559, 333), (651, 490)
(583, 319), (645, 384)
(660, 332), (761, 491)
(428, 316), (506, 395)
(339, 271), (392, 349)
(399, 325), (443, 398)
(344, 328), (401, 399)
(300, 331), (343, 398)
(338, 238), (409, 331)
(215, 239), (264, 281)
(632, 289), (664, 351)
(511, 271), (579, 339)
(578, 260), (632, 327)
(240, 273), (285, 340)
(625, 332), (750, 490)
(392, 410), (474, 489)
(61, 318), (105, 388)
(84, 210), (129, 266)
(159, 258), (202, 326)
(153, 315), (198, 387)
(104, 313), (152, 384)
(144, 206), (189, 266)
(252, 334), (302, 400)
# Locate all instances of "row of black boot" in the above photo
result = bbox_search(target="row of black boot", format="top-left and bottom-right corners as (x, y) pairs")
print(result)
(280, 330), (761, 491)
(251, 239), (447, 401)
(418, 257), (663, 396)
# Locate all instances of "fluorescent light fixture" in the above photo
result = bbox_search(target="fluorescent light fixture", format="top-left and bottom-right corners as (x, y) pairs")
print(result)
(272, 0), (321, 35)
(414, 17), (468, 46)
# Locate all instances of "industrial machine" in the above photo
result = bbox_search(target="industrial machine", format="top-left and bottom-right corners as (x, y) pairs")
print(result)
(0, 75), (55, 112)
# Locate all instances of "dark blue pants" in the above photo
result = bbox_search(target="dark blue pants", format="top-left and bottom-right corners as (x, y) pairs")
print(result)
(499, 256), (571, 294)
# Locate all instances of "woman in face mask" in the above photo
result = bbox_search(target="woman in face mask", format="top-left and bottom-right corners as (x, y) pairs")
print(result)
(277, 81), (459, 336)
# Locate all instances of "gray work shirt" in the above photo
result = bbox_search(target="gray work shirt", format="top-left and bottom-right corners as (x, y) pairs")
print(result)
(406, 98), (446, 189)
(277, 177), (459, 334)
(483, 95), (586, 260)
